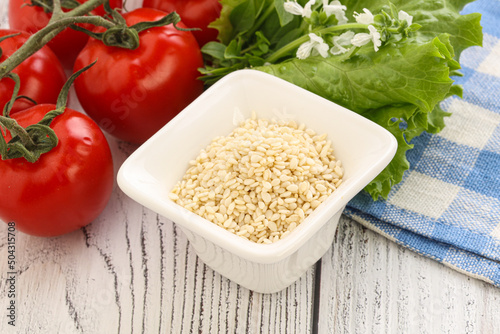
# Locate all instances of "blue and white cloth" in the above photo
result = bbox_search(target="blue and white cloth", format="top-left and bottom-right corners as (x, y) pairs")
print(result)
(345, 0), (500, 287)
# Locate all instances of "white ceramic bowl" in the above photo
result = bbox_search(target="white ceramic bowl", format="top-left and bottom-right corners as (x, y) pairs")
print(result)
(117, 69), (397, 293)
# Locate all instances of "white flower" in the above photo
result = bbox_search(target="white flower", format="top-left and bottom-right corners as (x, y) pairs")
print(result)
(353, 8), (374, 25)
(322, 0), (348, 25)
(330, 31), (355, 55)
(297, 33), (329, 59)
(398, 10), (413, 26)
(284, 1), (305, 16)
(303, 0), (316, 17)
(351, 25), (382, 52)
(284, 0), (316, 18)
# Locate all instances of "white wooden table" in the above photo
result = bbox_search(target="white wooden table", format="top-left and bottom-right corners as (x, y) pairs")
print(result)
(1, 4), (500, 333)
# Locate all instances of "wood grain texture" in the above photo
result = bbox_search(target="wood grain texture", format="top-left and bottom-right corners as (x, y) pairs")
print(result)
(0, 5), (6, 29)
(1, 3), (500, 333)
(0, 139), (315, 334)
(318, 217), (500, 334)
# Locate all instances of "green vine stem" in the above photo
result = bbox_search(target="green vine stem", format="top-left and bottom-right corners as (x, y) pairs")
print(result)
(265, 22), (367, 63)
(2, 73), (21, 118)
(0, 73), (40, 161)
(0, 61), (96, 162)
(51, 0), (65, 18)
(50, 0), (105, 21)
(0, 0), (192, 161)
(0, 0), (107, 78)
(72, 11), (186, 50)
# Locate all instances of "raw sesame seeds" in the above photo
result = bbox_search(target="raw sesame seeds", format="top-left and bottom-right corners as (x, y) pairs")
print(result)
(169, 113), (343, 244)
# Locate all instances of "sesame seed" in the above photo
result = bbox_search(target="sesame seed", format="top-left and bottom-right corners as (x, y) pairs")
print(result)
(169, 115), (343, 244)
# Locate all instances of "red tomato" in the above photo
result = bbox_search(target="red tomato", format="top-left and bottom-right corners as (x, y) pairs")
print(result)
(142, 0), (222, 46)
(0, 105), (114, 237)
(0, 29), (66, 114)
(73, 8), (205, 144)
(8, 0), (123, 68)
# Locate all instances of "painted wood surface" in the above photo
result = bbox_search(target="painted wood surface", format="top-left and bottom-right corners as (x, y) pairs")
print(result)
(0, 4), (500, 333)
(318, 218), (500, 334)
(0, 138), (316, 334)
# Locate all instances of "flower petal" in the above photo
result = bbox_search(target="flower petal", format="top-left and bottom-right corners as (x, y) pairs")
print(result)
(284, 1), (305, 16)
(297, 33), (329, 59)
(351, 32), (371, 47)
(297, 41), (315, 59)
(354, 8), (374, 25)
(315, 42), (330, 58)
(308, 32), (324, 44)
(398, 10), (413, 26)
(303, 0), (316, 18)
(323, 1), (348, 24)
(336, 31), (355, 45)
(368, 25), (381, 51)
(330, 31), (355, 55)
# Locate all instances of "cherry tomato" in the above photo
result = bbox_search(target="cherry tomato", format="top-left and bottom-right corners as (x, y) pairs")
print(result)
(142, 0), (222, 46)
(0, 104), (114, 237)
(0, 29), (67, 114)
(73, 8), (205, 144)
(8, 0), (123, 68)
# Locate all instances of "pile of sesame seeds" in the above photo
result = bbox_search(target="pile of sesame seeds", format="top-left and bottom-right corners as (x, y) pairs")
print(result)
(169, 114), (343, 244)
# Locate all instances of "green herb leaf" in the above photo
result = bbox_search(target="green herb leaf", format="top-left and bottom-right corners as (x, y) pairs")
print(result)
(274, 0), (294, 26)
(229, 0), (257, 37)
(203, 0), (483, 199)
(201, 42), (228, 60)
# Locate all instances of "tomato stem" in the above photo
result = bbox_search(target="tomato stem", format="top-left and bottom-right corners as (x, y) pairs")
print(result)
(0, 60), (96, 163)
(0, 16), (111, 78)
(0, 1), (192, 74)
(0, 0), (107, 79)
(2, 73), (21, 117)
(72, 11), (188, 50)
(51, 0), (64, 19)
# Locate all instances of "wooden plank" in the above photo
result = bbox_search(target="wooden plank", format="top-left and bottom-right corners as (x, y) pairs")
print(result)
(317, 216), (500, 333)
(2, 4), (499, 333)
(0, 8), (315, 332)
(0, 139), (315, 333)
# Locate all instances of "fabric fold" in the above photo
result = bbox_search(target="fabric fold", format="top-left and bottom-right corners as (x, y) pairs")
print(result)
(346, 0), (500, 287)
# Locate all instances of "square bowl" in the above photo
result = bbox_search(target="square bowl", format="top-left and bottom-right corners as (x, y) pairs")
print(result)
(117, 69), (397, 293)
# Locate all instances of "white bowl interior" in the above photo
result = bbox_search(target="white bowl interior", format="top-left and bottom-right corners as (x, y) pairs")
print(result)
(118, 69), (397, 264)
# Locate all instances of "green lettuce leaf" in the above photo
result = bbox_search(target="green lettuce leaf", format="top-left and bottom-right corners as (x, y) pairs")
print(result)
(257, 34), (460, 199)
(206, 0), (483, 200)
(209, 0), (241, 44)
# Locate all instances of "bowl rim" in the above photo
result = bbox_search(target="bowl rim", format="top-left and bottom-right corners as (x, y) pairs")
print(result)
(117, 69), (397, 264)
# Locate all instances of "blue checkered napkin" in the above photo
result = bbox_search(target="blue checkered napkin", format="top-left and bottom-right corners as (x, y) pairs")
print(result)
(345, 0), (500, 287)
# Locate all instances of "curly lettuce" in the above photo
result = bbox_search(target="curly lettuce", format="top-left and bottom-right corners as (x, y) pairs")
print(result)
(203, 0), (483, 199)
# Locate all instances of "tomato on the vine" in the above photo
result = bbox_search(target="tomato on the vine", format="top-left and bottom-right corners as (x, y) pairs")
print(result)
(8, 0), (123, 68)
(0, 104), (114, 237)
(0, 29), (67, 114)
(73, 8), (205, 144)
(142, 0), (222, 46)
